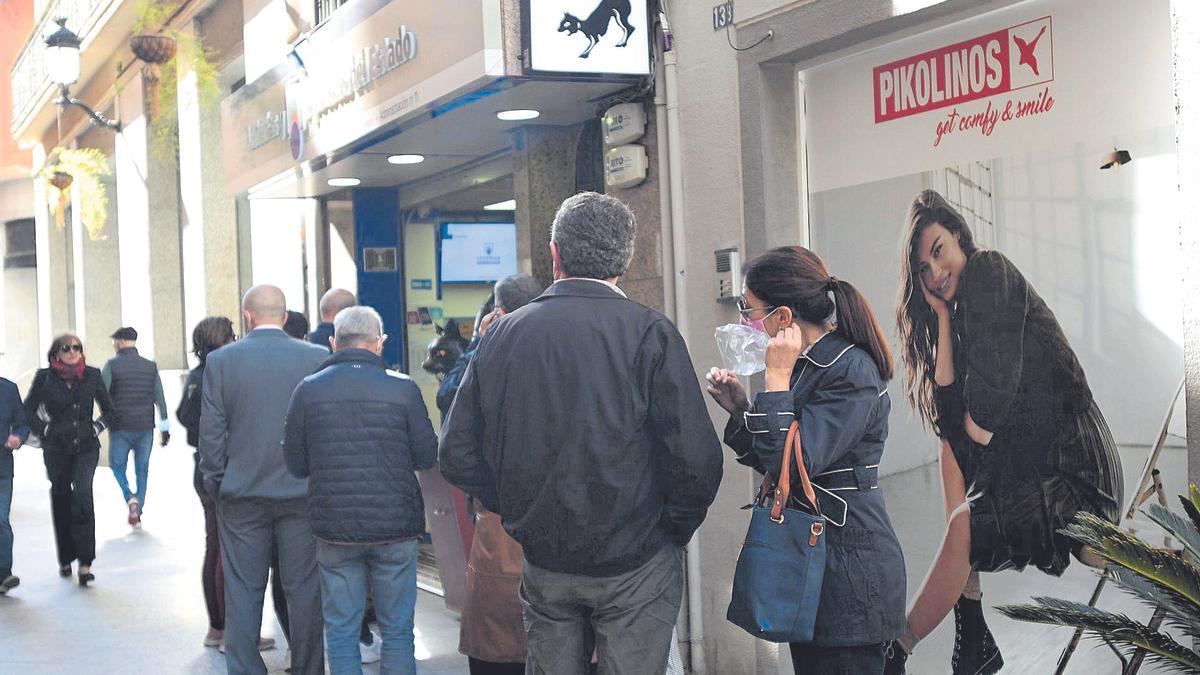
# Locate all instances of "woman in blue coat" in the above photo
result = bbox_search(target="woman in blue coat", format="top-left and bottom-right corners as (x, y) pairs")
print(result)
(710, 246), (905, 674)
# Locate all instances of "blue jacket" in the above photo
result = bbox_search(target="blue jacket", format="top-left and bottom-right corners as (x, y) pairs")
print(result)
(283, 348), (438, 543)
(435, 335), (480, 417)
(724, 332), (905, 646)
(0, 378), (29, 478)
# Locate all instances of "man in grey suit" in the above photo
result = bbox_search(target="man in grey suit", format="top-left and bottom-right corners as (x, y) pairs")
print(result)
(199, 285), (329, 675)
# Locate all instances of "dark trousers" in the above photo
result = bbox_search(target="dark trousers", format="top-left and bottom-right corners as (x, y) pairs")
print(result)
(46, 449), (98, 566)
(469, 658), (524, 675)
(217, 497), (323, 675)
(194, 459), (225, 630)
(519, 545), (683, 675)
(789, 642), (887, 675)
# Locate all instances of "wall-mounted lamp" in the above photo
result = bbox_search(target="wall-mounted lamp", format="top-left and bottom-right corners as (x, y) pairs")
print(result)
(1100, 149), (1132, 170)
(45, 18), (121, 132)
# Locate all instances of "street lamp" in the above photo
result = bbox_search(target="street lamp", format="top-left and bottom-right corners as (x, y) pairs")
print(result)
(45, 17), (120, 132)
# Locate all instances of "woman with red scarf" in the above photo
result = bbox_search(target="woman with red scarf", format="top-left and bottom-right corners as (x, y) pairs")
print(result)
(23, 334), (117, 587)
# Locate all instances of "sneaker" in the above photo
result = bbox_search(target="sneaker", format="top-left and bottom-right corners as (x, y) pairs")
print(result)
(203, 628), (224, 647)
(0, 575), (19, 594)
(884, 640), (908, 675)
(952, 596), (1004, 675)
(360, 630), (382, 664)
(127, 497), (141, 527)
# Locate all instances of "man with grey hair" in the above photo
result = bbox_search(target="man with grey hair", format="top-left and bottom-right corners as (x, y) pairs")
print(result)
(436, 273), (545, 416)
(200, 285), (329, 675)
(283, 306), (438, 675)
(440, 192), (723, 674)
(308, 288), (357, 350)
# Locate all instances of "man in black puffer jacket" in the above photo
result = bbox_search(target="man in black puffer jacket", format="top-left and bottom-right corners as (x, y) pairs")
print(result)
(283, 305), (438, 675)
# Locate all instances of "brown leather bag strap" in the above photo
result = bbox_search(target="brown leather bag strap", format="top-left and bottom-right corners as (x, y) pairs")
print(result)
(770, 420), (821, 522)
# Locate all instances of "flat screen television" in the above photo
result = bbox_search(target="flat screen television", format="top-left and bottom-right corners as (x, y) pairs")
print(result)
(440, 222), (518, 283)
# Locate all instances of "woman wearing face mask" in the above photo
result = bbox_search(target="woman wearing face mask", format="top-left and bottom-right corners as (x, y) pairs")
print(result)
(886, 190), (1123, 675)
(708, 246), (905, 674)
(23, 334), (117, 587)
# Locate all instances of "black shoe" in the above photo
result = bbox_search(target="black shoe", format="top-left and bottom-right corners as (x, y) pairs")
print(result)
(884, 640), (908, 675)
(78, 571), (94, 588)
(953, 596), (1003, 675)
(0, 574), (19, 594)
(58, 564), (71, 578)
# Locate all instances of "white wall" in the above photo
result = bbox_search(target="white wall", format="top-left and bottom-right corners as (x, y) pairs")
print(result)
(249, 198), (312, 313)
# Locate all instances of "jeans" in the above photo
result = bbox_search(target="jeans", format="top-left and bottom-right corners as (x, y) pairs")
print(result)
(316, 538), (420, 675)
(109, 430), (153, 508)
(789, 641), (887, 674)
(520, 545), (684, 675)
(0, 474), (12, 576)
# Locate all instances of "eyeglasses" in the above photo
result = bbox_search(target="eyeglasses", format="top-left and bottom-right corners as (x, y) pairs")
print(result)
(59, 344), (83, 354)
(736, 296), (777, 316)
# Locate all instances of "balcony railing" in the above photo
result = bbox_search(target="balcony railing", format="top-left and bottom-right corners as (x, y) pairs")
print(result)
(314, 0), (352, 25)
(10, 0), (112, 136)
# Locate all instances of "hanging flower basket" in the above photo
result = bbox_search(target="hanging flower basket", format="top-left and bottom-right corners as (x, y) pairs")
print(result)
(130, 34), (178, 118)
(130, 34), (178, 64)
(50, 171), (73, 191)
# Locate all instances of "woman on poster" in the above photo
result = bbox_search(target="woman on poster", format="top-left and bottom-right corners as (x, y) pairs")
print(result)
(887, 190), (1124, 675)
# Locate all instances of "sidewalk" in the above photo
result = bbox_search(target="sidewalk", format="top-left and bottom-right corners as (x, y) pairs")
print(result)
(0, 431), (467, 674)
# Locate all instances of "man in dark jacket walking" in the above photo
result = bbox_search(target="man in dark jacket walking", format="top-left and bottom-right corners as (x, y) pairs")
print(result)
(102, 327), (170, 527)
(0, 376), (29, 593)
(440, 192), (723, 675)
(283, 306), (438, 675)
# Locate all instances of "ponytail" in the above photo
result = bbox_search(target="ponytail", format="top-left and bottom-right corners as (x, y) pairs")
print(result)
(744, 246), (894, 382)
(830, 279), (894, 381)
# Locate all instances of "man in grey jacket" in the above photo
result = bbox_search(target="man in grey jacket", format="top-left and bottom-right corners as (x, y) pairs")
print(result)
(199, 285), (329, 675)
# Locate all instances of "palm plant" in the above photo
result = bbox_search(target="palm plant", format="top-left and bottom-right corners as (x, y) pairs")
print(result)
(998, 486), (1200, 673)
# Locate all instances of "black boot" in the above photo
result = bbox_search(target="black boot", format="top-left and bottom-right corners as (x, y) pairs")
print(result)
(884, 640), (908, 675)
(952, 596), (1003, 675)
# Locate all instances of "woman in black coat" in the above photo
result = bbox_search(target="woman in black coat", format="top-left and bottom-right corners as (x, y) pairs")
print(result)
(887, 190), (1123, 675)
(23, 334), (116, 587)
(709, 246), (905, 674)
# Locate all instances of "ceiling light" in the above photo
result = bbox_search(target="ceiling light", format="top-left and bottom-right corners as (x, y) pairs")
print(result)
(387, 154), (425, 165)
(496, 109), (540, 122)
(327, 178), (361, 187)
(484, 199), (516, 211)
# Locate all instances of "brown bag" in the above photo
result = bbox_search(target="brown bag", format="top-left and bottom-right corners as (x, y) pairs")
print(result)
(458, 508), (527, 663)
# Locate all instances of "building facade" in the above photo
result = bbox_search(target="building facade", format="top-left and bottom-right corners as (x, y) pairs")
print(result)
(8, 0), (1200, 673)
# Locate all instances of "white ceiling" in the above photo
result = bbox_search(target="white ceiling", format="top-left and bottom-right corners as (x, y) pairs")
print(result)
(248, 78), (630, 203)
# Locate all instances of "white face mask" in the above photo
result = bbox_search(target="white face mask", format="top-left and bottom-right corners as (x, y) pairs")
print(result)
(714, 323), (769, 376)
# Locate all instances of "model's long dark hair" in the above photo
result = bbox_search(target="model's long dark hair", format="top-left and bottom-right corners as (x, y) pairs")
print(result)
(192, 316), (235, 365)
(46, 333), (83, 365)
(896, 190), (979, 430)
(744, 246), (893, 381)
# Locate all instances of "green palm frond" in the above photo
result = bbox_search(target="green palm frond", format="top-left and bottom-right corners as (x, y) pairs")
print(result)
(1060, 513), (1200, 613)
(997, 597), (1200, 674)
(1109, 567), (1200, 642)
(1181, 486), (1200, 535)
(1147, 502), (1200, 560)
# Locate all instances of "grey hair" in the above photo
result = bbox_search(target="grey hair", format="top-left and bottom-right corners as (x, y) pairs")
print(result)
(550, 192), (636, 280)
(494, 274), (543, 312)
(334, 306), (383, 346)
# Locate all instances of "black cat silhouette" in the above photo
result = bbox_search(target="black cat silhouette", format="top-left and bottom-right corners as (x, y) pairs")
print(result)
(557, 0), (636, 59)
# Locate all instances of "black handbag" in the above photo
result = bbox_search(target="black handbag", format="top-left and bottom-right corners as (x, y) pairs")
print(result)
(727, 420), (828, 643)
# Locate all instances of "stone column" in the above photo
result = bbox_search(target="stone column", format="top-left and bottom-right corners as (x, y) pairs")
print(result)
(73, 127), (123, 348)
(511, 125), (582, 288)
(177, 23), (241, 338)
(33, 144), (71, 344)
(605, 106), (666, 313)
(114, 73), (187, 368)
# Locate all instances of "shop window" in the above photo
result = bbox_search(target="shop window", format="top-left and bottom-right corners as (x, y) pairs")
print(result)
(314, 0), (351, 24)
(931, 161), (996, 247)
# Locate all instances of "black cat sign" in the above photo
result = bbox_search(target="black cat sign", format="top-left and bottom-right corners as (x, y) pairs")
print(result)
(525, 0), (652, 76)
